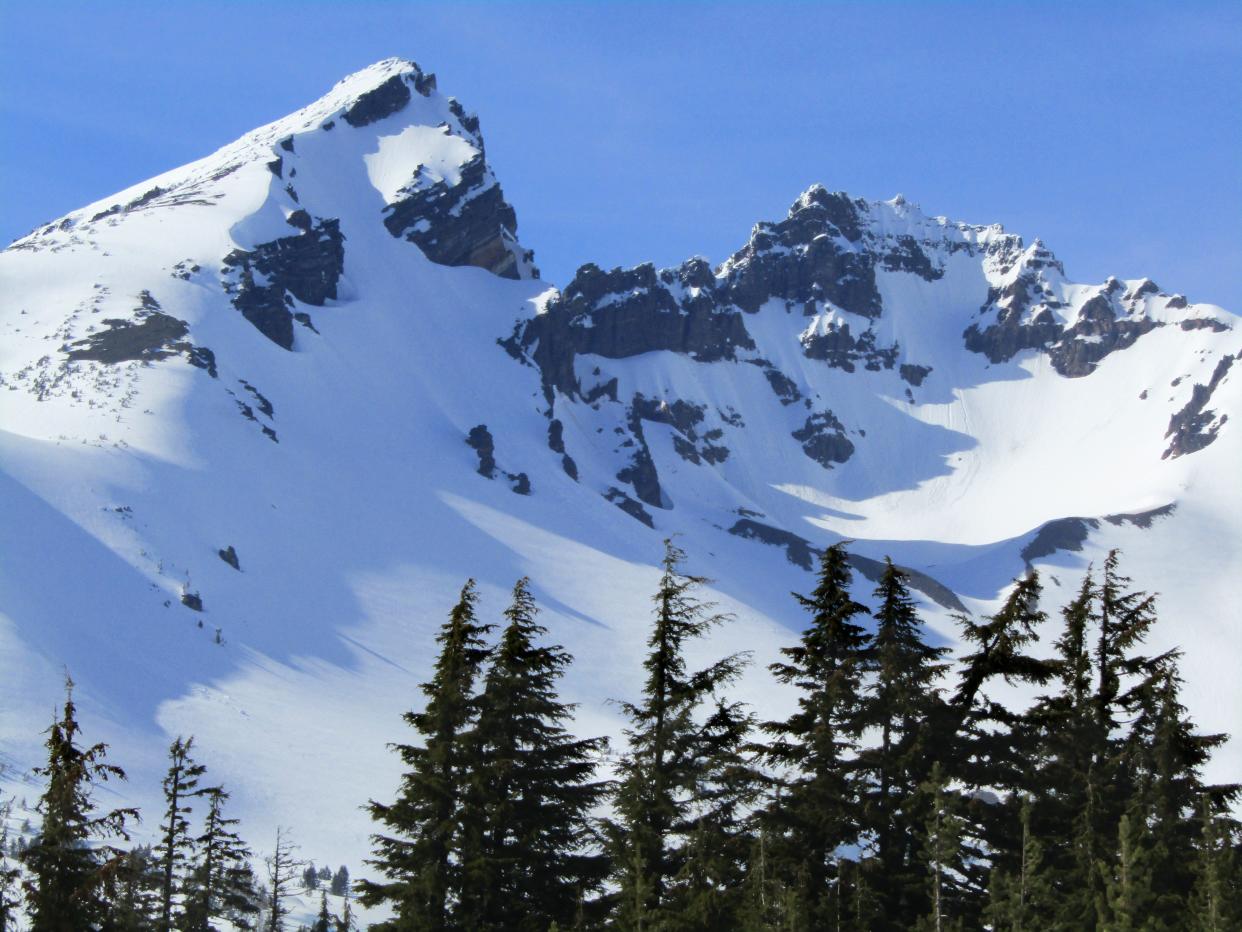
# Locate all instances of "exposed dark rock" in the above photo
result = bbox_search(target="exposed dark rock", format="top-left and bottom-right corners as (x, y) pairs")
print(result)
(279, 136), (294, 153)
(880, 234), (943, 281)
(721, 191), (882, 317)
(616, 402), (666, 509)
(1180, 318), (1230, 333)
(1163, 353), (1235, 459)
(293, 312), (319, 333)
(792, 410), (855, 469)
(180, 591), (203, 612)
(801, 320), (899, 372)
(520, 260), (754, 397)
(1103, 503), (1175, 529)
(1166, 295), (1188, 309)
(186, 346), (218, 378)
(89, 186), (165, 223)
(221, 216), (345, 350)
(65, 313), (188, 364)
(239, 380), (274, 418)
(267, 158), (283, 178)
(343, 74), (412, 127)
(749, 361), (802, 405)
(605, 487), (654, 527)
(218, 546), (240, 570)
(899, 363), (932, 386)
(382, 152), (524, 279)
(727, 518), (966, 612)
(965, 281), (1162, 377)
(510, 472), (531, 495)
(465, 424), (498, 478)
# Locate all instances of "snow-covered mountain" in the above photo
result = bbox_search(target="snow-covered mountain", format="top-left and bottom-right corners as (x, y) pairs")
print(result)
(2, 58), (1238, 872)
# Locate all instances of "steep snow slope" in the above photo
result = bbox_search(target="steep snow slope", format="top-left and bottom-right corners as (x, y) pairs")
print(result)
(1, 59), (1238, 879)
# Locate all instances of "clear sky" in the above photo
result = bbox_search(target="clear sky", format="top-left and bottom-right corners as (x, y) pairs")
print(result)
(3, 1), (1239, 308)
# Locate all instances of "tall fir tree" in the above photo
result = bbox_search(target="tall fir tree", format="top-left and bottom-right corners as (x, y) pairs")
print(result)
(457, 577), (610, 932)
(985, 798), (1053, 932)
(758, 542), (871, 927)
(21, 676), (139, 932)
(606, 540), (750, 931)
(156, 736), (207, 930)
(1189, 798), (1241, 931)
(263, 827), (300, 932)
(914, 762), (965, 932)
(359, 580), (491, 931)
(180, 786), (259, 931)
(854, 559), (950, 930)
(0, 796), (22, 932)
(100, 845), (160, 931)
(947, 572), (1056, 917)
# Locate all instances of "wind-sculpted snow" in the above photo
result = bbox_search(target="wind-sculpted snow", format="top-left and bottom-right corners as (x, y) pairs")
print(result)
(1, 58), (1240, 886)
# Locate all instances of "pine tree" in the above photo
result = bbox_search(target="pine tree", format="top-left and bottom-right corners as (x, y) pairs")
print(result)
(329, 865), (349, 897)
(359, 580), (491, 931)
(854, 559), (950, 929)
(334, 891), (358, 932)
(0, 796), (22, 932)
(156, 736), (207, 930)
(947, 572), (1056, 917)
(758, 542), (870, 926)
(914, 762), (965, 932)
(1189, 798), (1241, 931)
(263, 828), (301, 932)
(311, 891), (335, 932)
(457, 578), (610, 932)
(1099, 810), (1158, 931)
(21, 676), (139, 931)
(985, 798), (1052, 932)
(100, 845), (160, 931)
(180, 786), (259, 931)
(606, 540), (750, 930)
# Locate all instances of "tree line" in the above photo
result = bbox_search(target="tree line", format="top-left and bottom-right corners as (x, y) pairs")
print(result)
(3, 542), (1239, 929)
(0, 685), (357, 931)
(361, 543), (1240, 931)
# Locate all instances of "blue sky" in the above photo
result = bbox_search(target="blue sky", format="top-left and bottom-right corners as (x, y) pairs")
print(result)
(3, 1), (1239, 307)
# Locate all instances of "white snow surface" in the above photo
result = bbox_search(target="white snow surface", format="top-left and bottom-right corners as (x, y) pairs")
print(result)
(1, 59), (1239, 908)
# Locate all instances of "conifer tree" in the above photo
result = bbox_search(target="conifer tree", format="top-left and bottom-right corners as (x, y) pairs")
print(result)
(156, 736), (207, 930)
(359, 580), (491, 930)
(21, 676), (139, 931)
(606, 540), (749, 930)
(456, 577), (610, 932)
(854, 559), (950, 929)
(915, 762), (965, 932)
(758, 542), (871, 926)
(100, 845), (160, 931)
(985, 798), (1052, 932)
(1099, 810), (1159, 931)
(947, 572), (1055, 915)
(311, 891), (334, 932)
(263, 828), (301, 932)
(0, 796), (19, 932)
(180, 786), (258, 931)
(1189, 798), (1241, 931)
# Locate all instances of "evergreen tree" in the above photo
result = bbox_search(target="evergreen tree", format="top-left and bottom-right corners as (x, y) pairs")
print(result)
(263, 828), (300, 932)
(854, 559), (950, 929)
(359, 580), (491, 931)
(606, 540), (750, 930)
(100, 845), (160, 931)
(758, 542), (871, 926)
(985, 798), (1052, 932)
(0, 797), (22, 932)
(914, 763), (965, 932)
(1099, 810), (1159, 931)
(457, 577), (610, 932)
(329, 865), (349, 897)
(334, 891), (358, 932)
(156, 736), (207, 930)
(21, 676), (139, 932)
(310, 891), (334, 932)
(180, 786), (259, 931)
(1189, 798), (1241, 931)
(947, 572), (1056, 917)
